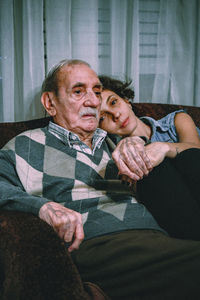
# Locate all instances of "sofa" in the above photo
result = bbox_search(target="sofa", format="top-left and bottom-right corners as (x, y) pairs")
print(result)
(0, 103), (200, 300)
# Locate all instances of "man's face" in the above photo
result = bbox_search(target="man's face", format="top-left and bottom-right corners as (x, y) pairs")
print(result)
(52, 64), (102, 138)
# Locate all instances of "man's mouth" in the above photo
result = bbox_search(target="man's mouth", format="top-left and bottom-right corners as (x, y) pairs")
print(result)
(120, 117), (129, 128)
(82, 114), (96, 119)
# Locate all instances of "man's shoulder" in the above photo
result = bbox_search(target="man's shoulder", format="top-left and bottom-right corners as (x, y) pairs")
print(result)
(3, 127), (48, 151)
(17, 127), (47, 142)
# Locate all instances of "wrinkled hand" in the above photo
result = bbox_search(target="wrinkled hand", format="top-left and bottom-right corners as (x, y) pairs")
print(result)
(39, 202), (84, 252)
(145, 142), (170, 168)
(112, 136), (153, 181)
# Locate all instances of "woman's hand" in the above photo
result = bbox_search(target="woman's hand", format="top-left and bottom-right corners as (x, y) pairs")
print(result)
(39, 202), (84, 252)
(145, 142), (171, 167)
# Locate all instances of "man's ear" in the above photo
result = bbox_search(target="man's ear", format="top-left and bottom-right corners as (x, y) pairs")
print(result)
(41, 92), (57, 116)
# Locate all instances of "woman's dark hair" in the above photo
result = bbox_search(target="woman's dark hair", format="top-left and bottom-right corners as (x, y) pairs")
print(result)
(99, 75), (135, 101)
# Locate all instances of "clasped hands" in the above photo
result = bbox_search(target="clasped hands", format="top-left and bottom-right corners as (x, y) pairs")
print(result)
(39, 136), (169, 252)
(112, 136), (170, 183)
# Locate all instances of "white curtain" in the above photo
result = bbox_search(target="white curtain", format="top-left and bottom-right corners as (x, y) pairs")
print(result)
(109, 0), (140, 101)
(0, 0), (15, 121)
(0, 0), (45, 122)
(45, 0), (72, 72)
(0, 0), (199, 122)
(153, 0), (200, 106)
(44, 0), (99, 71)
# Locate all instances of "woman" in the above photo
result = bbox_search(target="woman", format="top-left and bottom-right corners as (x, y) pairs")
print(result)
(98, 75), (200, 240)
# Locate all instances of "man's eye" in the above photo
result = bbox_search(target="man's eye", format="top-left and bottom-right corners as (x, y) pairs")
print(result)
(74, 89), (83, 95)
(94, 90), (102, 97)
(71, 87), (86, 99)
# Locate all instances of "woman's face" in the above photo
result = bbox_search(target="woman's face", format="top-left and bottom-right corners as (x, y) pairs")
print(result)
(99, 90), (138, 136)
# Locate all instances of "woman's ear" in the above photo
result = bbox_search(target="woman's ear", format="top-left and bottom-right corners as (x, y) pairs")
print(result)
(41, 92), (57, 116)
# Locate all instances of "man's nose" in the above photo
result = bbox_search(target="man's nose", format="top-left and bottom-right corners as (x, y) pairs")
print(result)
(84, 90), (100, 107)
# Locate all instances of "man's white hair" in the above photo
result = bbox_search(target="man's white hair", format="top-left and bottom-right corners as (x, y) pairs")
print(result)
(41, 59), (91, 96)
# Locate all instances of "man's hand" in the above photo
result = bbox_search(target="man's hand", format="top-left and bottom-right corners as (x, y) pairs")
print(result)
(39, 202), (84, 252)
(112, 136), (153, 181)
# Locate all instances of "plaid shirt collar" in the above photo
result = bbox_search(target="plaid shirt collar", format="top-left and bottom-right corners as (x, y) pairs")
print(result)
(48, 121), (107, 155)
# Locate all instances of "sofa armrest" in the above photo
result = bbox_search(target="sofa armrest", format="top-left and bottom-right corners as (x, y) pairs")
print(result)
(0, 211), (90, 300)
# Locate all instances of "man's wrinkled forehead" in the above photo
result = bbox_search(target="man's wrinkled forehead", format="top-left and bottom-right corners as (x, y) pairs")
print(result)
(57, 64), (100, 89)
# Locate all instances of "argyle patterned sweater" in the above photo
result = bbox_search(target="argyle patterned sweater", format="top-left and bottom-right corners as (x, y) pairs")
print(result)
(0, 126), (164, 240)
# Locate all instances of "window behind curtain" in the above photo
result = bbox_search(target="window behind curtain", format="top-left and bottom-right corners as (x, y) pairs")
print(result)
(0, 56), (2, 121)
(98, 0), (111, 74)
(139, 0), (160, 101)
(97, 0), (160, 101)
(42, 0), (161, 104)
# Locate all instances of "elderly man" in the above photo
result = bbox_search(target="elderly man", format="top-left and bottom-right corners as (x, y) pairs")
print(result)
(0, 59), (200, 299)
